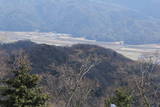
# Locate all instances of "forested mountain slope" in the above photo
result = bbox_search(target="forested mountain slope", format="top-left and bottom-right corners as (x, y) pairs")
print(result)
(1, 41), (160, 106)
(0, 0), (160, 44)
(0, 41), (134, 106)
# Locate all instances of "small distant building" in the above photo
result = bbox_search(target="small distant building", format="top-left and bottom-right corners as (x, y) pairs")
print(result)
(119, 41), (124, 45)
(114, 41), (124, 45)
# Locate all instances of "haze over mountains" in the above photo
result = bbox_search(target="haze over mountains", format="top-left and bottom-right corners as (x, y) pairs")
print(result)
(110, 0), (160, 18)
(0, 0), (160, 44)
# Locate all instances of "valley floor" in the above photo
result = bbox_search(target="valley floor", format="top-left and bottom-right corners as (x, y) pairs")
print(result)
(0, 31), (160, 60)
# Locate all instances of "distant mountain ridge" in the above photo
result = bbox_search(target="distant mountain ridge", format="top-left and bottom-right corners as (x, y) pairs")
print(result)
(0, 0), (160, 44)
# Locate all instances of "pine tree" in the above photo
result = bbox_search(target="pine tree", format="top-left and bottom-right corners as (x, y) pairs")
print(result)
(105, 88), (133, 107)
(0, 52), (49, 107)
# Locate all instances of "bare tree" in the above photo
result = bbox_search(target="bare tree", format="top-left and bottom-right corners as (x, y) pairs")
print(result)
(0, 50), (10, 79)
(43, 54), (103, 107)
(133, 53), (160, 107)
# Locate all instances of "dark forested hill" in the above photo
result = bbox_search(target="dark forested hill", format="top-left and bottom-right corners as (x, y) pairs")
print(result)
(0, 41), (133, 106)
(1, 41), (160, 107)
(0, 40), (132, 87)
(0, 0), (160, 44)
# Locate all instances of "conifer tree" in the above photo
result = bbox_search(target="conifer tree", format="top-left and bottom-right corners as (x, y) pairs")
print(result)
(105, 88), (133, 107)
(0, 52), (49, 107)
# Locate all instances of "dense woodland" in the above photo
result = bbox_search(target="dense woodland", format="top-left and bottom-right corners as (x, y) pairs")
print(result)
(0, 41), (160, 107)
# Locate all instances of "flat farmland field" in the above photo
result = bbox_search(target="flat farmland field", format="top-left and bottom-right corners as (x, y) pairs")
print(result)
(0, 31), (160, 60)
